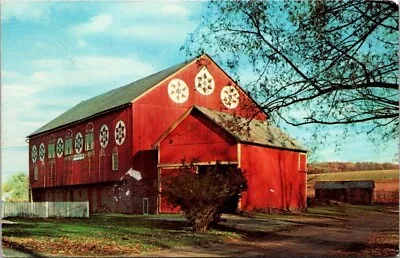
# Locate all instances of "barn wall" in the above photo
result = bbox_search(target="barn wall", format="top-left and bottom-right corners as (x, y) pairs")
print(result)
(158, 111), (238, 165)
(239, 145), (307, 211)
(29, 107), (133, 189)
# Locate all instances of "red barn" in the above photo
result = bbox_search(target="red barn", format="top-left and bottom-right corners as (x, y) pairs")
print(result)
(27, 54), (307, 214)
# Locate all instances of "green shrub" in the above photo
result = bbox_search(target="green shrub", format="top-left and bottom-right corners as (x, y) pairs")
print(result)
(161, 161), (247, 233)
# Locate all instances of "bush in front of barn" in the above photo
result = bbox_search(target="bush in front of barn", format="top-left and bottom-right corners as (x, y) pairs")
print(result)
(161, 160), (247, 233)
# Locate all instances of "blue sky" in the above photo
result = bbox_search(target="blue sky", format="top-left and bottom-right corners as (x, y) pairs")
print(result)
(1, 2), (397, 181)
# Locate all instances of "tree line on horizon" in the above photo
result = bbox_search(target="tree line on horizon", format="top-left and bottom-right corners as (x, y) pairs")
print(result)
(308, 162), (398, 174)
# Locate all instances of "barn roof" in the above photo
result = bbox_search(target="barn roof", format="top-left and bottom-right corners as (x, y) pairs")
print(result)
(28, 56), (198, 138)
(153, 106), (307, 152)
(315, 180), (375, 189)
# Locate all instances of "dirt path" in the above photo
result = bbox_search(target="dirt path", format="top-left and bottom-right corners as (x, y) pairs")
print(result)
(142, 206), (399, 257)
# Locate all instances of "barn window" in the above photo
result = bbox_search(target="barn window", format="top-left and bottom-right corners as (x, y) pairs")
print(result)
(48, 143), (55, 159)
(85, 133), (94, 151)
(48, 135), (56, 159)
(112, 147), (118, 171)
(85, 123), (95, 151)
(65, 130), (73, 156)
(298, 153), (307, 172)
(34, 165), (39, 181)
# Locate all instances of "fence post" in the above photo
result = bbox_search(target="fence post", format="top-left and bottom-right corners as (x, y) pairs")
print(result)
(45, 201), (49, 218)
(86, 201), (89, 218)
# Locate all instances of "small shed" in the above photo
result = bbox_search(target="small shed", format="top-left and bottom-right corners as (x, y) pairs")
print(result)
(315, 180), (375, 205)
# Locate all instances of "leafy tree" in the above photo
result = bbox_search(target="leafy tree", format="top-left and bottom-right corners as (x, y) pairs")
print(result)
(184, 0), (398, 145)
(161, 161), (247, 233)
(2, 173), (29, 201)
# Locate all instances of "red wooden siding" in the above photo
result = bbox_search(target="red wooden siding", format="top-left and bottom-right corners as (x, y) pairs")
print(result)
(29, 107), (132, 189)
(158, 111), (238, 165)
(239, 145), (307, 211)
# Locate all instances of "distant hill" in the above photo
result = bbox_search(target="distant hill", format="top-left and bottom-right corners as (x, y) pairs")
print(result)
(308, 162), (398, 174)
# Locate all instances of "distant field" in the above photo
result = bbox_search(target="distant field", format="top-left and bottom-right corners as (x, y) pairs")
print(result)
(308, 169), (398, 183)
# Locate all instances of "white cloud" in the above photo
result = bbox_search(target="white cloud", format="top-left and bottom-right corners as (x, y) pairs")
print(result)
(34, 41), (48, 48)
(71, 14), (113, 35)
(2, 70), (26, 82)
(113, 3), (191, 19)
(1, 3), (51, 23)
(119, 21), (197, 42)
(160, 4), (190, 17)
(26, 56), (154, 89)
(77, 40), (87, 48)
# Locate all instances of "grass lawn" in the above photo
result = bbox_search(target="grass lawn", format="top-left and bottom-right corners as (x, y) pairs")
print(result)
(3, 205), (398, 256)
(2, 213), (238, 256)
(308, 169), (398, 184)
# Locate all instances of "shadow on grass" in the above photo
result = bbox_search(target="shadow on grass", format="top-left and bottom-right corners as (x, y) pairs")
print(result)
(3, 238), (46, 257)
(213, 222), (300, 241)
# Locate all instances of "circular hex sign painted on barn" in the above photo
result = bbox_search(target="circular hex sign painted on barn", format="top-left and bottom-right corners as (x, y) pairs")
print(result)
(31, 145), (38, 163)
(115, 120), (126, 145)
(56, 138), (64, 158)
(75, 132), (83, 154)
(195, 67), (215, 95)
(100, 124), (109, 148)
(168, 79), (189, 103)
(221, 85), (240, 109)
(39, 143), (45, 162)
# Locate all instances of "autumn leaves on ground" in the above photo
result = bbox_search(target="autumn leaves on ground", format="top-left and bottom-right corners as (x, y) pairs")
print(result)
(3, 205), (399, 257)
(2, 214), (234, 256)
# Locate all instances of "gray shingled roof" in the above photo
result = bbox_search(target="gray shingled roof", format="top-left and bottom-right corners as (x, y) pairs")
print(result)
(194, 106), (307, 152)
(28, 56), (198, 137)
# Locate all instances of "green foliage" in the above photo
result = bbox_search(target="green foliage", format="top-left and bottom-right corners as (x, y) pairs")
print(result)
(2, 173), (29, 201)
(161, 161), (247, 233)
